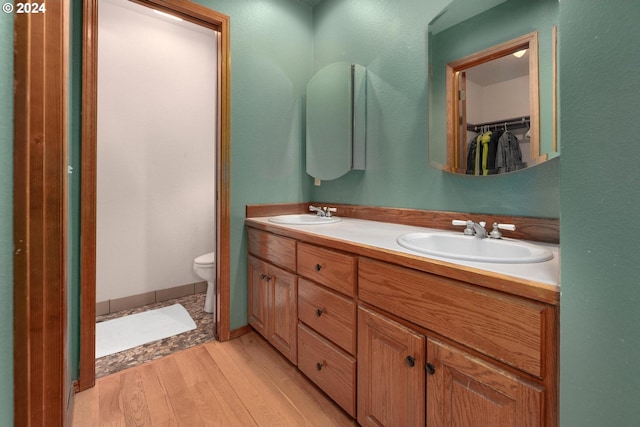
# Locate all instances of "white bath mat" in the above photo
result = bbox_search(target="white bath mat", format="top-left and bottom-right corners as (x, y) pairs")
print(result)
(96, 303), (197, 358)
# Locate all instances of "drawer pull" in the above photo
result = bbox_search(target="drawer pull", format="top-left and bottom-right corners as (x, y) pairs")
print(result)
(316, 308), (324, 317)
(426, 362), (436, 375)
(406, 356), (416, 367)
(316, 362), (324, 371)
(315, 263), (323, 271)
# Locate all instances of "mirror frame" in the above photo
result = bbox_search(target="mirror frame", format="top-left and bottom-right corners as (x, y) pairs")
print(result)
(446, 31), (541, 173)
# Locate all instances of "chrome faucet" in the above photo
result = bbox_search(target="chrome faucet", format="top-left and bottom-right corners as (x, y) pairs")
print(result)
(452, 219), (487, 238)
(470, 221), (488, 238)
(309, 205), (325, 216)
(453, 220), (517, 239)
(309, 205), (337, 217)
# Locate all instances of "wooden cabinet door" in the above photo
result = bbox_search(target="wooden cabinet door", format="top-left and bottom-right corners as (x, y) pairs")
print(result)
(247, 255), (269, 338)
(269, 264), (298, 364)
(248, 255), (298, 364)
(426, 339), (544, 427)
(358, 306), (426, 427)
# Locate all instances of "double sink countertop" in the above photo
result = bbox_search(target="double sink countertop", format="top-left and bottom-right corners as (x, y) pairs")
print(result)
(246, 215), (559, 305)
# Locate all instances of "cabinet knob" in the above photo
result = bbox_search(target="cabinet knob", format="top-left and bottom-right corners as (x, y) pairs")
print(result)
(260, 273), (267, 280)
(316, 308), (324, 317)
(316, 362), (323, 371)
(426, 362), (436, 375)
(406, 356), (416, 367)
(315, 263), (323, 271)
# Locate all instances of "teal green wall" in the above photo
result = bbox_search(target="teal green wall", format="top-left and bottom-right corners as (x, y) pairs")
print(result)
(559, 1), (640, 425)
(311, 0), (560, 218)
(193, 0), (314, 328)
(0, 10), (13, 427)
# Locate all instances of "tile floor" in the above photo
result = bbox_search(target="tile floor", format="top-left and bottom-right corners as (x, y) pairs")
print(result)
(95, 292), (216, 378)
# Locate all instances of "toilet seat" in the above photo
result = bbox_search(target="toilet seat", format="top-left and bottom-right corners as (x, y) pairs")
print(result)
(194, 252), (215, 267)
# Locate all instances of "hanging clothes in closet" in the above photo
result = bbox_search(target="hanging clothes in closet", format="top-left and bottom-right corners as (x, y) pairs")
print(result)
(495, 130), (527, 173)
(466, 129), (503, 175)
(466, 127), (528, 175)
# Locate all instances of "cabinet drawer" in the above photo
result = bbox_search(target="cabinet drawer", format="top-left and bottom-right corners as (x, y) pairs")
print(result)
(247, 228), (296, 271)
(297, 323), (356, 417)
(358, 258), (550, 378)
(297, 243), (356, 297)
(298, 278), (356, 354)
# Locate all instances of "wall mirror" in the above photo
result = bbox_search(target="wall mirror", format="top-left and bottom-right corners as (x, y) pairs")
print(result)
(428, 0), (559, 175)
(306, 62), (366, 181)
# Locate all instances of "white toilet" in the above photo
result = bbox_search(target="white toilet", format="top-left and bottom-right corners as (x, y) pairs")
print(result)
(193, 252), (216, 313)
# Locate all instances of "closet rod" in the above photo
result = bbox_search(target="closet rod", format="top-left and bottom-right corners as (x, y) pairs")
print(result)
(467, 116), (530, 132)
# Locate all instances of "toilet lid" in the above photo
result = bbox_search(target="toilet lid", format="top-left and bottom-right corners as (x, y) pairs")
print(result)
(194, 252), (216, 266)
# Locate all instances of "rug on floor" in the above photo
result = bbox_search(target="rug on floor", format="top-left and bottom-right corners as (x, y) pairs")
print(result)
(96, 303), (197, 358)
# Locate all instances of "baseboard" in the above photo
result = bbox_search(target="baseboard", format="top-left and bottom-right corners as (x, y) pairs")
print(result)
(97, 281), (207, 316)
(229, 324), (253, 340)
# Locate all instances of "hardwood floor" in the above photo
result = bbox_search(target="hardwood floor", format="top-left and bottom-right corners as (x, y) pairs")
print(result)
(72, 331), (357, 427)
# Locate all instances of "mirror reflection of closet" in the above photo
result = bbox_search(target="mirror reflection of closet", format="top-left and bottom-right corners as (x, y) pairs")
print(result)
(428, 0), (559, 176)
(448, 32), (540, 174)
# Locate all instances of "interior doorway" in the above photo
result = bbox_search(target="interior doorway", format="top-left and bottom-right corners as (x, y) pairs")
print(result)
(79, 0), (231, 391)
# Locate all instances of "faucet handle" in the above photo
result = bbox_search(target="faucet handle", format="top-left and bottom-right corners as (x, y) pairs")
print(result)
(322, 207), (337, 217)
(490, 223), (516, 239)
(309, 205), (324, 216)
(452, 219), (475, 236)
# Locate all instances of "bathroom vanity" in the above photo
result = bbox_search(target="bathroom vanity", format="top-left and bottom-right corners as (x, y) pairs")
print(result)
(245, 203), (559, 427)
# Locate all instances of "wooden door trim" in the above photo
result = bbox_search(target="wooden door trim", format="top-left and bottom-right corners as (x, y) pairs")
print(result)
(13, 1), (70, 425)
(79, 0), (98, 394)
(78, 0), (231, 391)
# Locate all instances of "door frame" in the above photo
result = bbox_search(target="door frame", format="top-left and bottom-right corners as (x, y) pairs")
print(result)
(13, 1), (70, 425)
(78, 0), (231, 391)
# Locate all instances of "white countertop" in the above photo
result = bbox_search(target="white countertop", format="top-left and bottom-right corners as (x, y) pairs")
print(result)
(249, 215), (560, 287)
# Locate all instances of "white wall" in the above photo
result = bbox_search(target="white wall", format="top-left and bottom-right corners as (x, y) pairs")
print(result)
(466, 75), (529, 123)
(480, 75), (529, 122)
(97, 0), (217, 301)
(465, 75), (530, 163)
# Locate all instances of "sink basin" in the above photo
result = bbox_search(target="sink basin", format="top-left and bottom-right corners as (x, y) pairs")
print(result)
(396, 232), (553, 264)
(268, 214), (342, 225)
